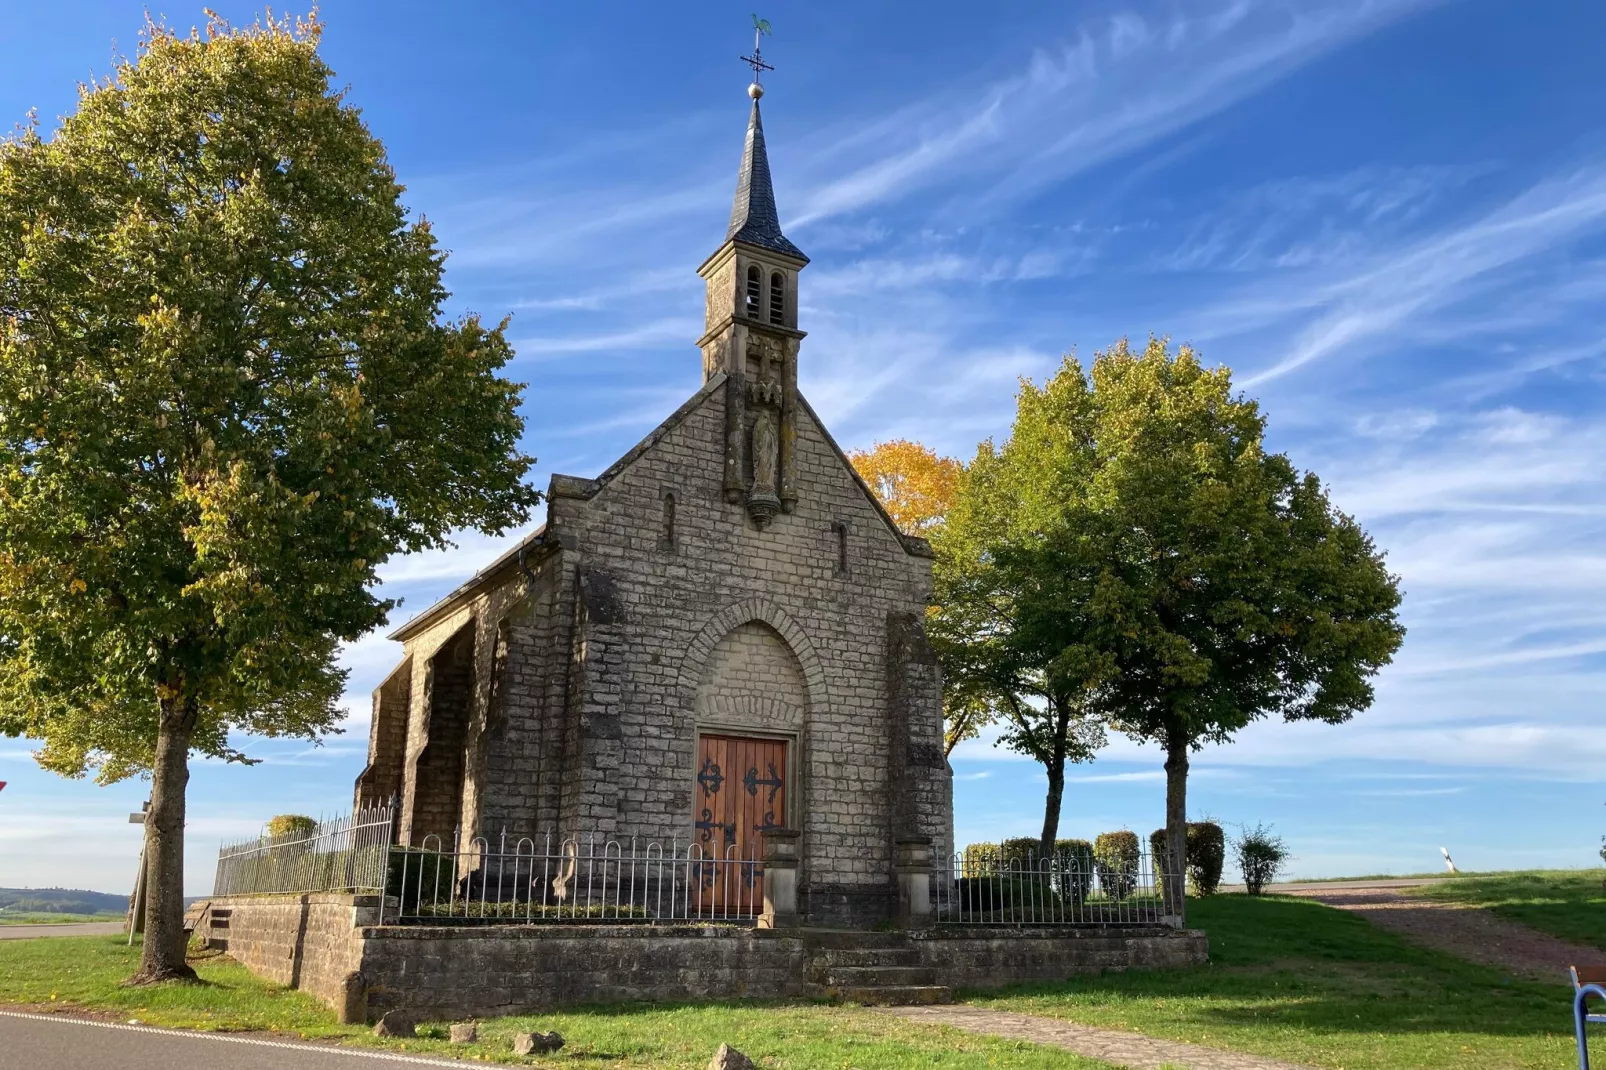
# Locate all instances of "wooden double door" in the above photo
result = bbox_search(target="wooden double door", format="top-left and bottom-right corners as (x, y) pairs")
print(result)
(692, 733), (788, 914)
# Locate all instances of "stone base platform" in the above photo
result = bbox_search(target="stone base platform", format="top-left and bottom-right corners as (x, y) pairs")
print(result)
(193, 894), (1208, 1022)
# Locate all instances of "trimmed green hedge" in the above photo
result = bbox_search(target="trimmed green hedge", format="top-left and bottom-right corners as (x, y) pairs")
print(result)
(1148, 821), (1226, 896)
(1094, 830), (1139, 900)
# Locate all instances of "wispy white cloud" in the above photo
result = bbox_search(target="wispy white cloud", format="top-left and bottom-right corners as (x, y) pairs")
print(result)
(789, 0), (1435, 229)
(1237, 168), (1606, 384)
(511, 317), (703, 357)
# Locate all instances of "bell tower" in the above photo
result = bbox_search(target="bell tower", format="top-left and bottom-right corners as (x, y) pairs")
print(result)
(697, 66), (808, 529)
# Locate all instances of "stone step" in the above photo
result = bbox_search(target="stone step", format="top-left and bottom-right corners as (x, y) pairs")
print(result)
(811, 965), (938, 987)
(832, 984), (953, 1007)
(809, 947), (921, 968)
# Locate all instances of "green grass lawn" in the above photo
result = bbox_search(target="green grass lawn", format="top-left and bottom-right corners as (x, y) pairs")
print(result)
(967, 893), (1605, 1070)
(1406, 868), (1606, 951)
(0, 935), (1109, 1069)
(0, 911), (123, 925)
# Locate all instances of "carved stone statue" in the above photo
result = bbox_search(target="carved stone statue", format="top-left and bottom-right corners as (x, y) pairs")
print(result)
(747, 408), (781, 527)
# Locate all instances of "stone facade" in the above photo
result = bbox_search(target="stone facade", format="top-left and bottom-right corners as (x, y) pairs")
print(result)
(354, 96), (953, 928)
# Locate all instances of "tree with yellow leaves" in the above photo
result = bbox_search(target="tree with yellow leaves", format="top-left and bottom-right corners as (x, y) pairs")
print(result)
(847, 439), (964, 535)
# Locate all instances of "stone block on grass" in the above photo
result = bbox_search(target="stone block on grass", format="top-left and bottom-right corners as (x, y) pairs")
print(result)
(513, 1030), (565, 1055)
(709, 1043), (757, 1070)
(372, 1009), (415, 1038)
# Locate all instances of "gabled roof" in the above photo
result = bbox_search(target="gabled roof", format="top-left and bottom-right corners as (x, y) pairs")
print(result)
(726, 100), (808, 263)
(387, 372), (931, 643)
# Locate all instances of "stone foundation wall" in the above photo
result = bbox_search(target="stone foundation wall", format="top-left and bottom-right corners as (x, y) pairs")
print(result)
(358, 925), (810, 1019)
(194, 894), (371, 1010)
(202, 894), (1207, 1022)
(913, 926), (1208, 985)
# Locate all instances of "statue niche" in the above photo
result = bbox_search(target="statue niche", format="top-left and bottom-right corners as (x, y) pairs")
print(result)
(746, 370), (783, 528)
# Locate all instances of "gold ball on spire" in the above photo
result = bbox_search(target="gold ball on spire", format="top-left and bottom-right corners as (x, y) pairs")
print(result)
(748, 82), (764, 100)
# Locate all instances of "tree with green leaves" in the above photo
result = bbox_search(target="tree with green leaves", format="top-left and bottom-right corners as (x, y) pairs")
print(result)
(929, 389), (1109, 859)
(984, 339), (1403, 918)
(0, 14), (538, 982)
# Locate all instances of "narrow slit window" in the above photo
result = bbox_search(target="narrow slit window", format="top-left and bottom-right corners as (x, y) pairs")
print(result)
(745, 266), (762, 319)
(661, 492), (677, 551)
(769, 273), (785, 325)
(834, 521), (849, 575)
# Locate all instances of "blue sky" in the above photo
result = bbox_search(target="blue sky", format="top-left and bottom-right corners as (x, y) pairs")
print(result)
(2, 0), (1603, 895)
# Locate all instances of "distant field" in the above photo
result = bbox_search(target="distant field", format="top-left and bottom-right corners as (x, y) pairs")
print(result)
(0, 911), (123, 926)
(0, 887), (128, 915)
(1406, 868), (1606, 949)
(1278, 871), (1450, 883)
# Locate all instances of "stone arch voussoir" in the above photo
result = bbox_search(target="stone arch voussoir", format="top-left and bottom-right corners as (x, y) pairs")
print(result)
(678, 597), (828, 715)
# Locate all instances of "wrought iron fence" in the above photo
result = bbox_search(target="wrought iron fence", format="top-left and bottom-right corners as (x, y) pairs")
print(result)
(386, 830), (765, 925)
(212, 804), (394, 897)
(933, 845), (1177, 926)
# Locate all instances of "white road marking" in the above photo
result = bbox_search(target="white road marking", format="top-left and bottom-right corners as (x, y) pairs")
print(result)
(0, 1010), (479, 1066)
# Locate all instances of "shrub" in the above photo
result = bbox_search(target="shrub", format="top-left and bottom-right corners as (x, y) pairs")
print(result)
(962, 841), (1000, 877)
(266, 814), (317, 842)
(1188, 822), (1226, 896)
(1094, 830), (1140, 900)
(999, 837), (1042, 868)
(950, 875), (1062, 919)
(1149, 822), (1225, 896)
(1055, 838), (1095, 903)
(1234, 822), (1290, 895)
(387, 846), (456, 908)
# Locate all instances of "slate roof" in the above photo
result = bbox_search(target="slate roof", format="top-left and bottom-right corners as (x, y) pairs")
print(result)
(725, 100), (808, 263)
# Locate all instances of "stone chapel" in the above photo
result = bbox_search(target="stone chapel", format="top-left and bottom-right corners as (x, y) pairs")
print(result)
(354, 83), (953, 928)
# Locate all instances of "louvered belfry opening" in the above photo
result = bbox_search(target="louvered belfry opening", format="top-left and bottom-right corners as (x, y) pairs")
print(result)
(769, 272), (784, 324)
(746, 265), (762, 318)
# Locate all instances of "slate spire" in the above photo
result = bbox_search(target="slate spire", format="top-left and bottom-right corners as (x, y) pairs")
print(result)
(725, 90), (808, 263)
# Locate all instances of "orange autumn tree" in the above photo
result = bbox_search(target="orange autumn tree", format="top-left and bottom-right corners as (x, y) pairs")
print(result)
(847, 439), (964, 535)
(849, 440), (987, 756)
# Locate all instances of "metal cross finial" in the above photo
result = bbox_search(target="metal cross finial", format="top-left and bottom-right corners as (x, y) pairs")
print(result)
(741, 14), (774, 88)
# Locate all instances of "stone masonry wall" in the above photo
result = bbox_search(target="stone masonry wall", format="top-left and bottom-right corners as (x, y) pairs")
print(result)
(194, 894), (369, 1010)
(910, 926), (1209, 981)
(406, 623), (475, 847)
(886, 611), (954, 861)
(453, 547), (575, 849)
(355, 659), (410, 808)
(359, 926), (810, 1019)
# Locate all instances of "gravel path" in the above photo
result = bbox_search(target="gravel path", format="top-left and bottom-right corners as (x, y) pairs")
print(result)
(883, 1005), (1316, 1070)
(1285, 885), (1602, 982)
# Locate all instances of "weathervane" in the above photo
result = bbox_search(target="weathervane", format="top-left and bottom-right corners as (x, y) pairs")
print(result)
(740, 14), (774, 98)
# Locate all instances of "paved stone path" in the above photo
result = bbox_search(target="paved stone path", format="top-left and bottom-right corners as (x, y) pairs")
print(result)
(882, 1005), (1315, 1070)
(1285, 885), (1602, 982)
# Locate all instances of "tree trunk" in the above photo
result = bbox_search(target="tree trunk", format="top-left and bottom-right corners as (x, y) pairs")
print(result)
(1038, 699), (1069, 860)
(129, 692), (199, 985)
(1163, 732), (1189, 925)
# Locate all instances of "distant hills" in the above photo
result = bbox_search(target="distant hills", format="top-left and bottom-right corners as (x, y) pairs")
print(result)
(0, 887), (128, 914)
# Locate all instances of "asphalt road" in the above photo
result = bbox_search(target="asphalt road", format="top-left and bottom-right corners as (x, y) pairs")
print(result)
(0, 1012), (474, 1069)
(0, 922), (126, 940)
